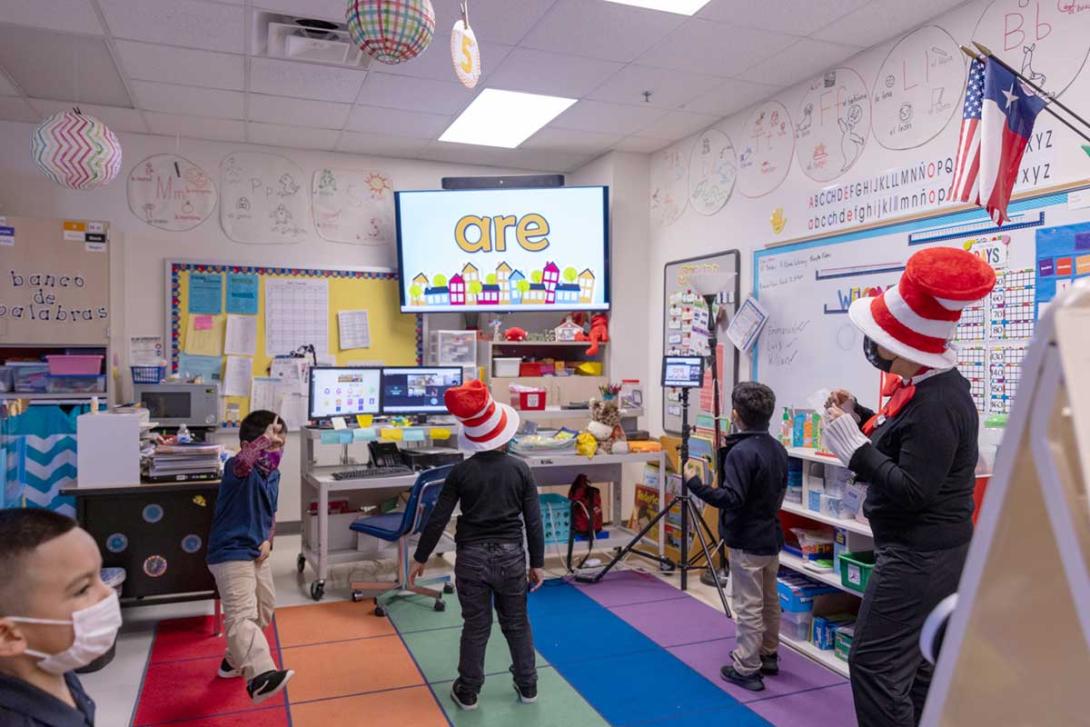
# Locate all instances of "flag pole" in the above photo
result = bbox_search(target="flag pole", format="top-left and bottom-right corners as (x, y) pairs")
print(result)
(961, 45), (1090, 145)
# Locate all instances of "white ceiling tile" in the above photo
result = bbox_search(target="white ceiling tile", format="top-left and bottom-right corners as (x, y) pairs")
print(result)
(144, 111), (245, 142)
(681, 77), (779, 116)
(742, 39), (860, 87)
(113, 40), (245, 91)
(636, 109), (719, 140)
(505, 148), (594, 173)
(375, 39), (512, 84)
(636, 19), (796, 77)
(811, 0), (968, 46)
(522, 127), (622, 154)
(248, 93), (350, 129)
(337, 131), (429, 157)
(346, 105), (450, 139)
(431, 0), (559, 46)
(0, 97), (39, 123)
(588, 64), (722, 108)
(551, 99), (666, 136)
(697, 0), (870, 35)
(613, 134), (672, 153)
(358, 73), (472, 115)
(0, 27), (131, 107)
(250, 57), (366, 103)
(131, 80), (244, 119)
(521, 0), (687, 62)
(0, 72), (20, 96)
(486, 49), (623, 98)
(28, 99), (146, 133)
(0, 0), (104, 36)
(424, 142), (569, 171)
(99, 0), (246, 53)
(252, 0), (345, 21)
(247, 122), (341, 150)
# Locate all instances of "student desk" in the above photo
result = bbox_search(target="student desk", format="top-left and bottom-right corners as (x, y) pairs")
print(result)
(61, 481), (222, 610)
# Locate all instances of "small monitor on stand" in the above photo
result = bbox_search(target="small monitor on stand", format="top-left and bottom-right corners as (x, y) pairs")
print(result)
(662, 355), (704, 389)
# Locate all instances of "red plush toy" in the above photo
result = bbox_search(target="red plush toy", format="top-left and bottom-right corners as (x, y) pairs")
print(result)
(504, 326), (528, 341)
(584, 314), (609, 355)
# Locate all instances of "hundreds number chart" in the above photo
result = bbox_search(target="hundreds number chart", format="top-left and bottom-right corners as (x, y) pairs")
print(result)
(955, 301), (986, 342)
(265, 277), (330, 356)
(988, 268), (1036, 340)
(957, 346), (987, 412)
(987, 346), (1027, 414)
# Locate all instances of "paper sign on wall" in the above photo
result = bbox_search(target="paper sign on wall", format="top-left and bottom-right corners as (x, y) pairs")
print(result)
(188, 273), (222, 314)
(184, 316), (224, 357)
(225, 315), (258, 356)
(221, 152), (309, 245)
(223, 355), (253, 397)
(127, 154), (216, 231)
(337, 310), (370, 350)
(178, 353), (222, 382)
(311, 168), (394, 246)
(129, 336), (164, 366)
(226, 273), (259, 315)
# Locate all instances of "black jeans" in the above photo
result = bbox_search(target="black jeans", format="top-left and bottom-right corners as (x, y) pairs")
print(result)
(454, 541), (537, 693)
(849, 542), (969, 727)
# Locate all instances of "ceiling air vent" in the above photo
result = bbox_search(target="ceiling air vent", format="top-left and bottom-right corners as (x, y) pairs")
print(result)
(262, 15), (370, 69)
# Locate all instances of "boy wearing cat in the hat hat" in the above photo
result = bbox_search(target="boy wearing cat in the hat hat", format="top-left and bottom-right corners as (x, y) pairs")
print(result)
(410, 380), (545, 711)
(822, 247), (996, 726)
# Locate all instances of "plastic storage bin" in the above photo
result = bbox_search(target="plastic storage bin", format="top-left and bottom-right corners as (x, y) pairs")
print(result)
(46, 354), (103, 376)
(47, 375), (106, 394)
(780, 609), (813, 642)
(540, 493), (571, 545)
(12, 363), (49, 393)
(131, 365), (166, 384)
(839, 551), (876, 593)
(493, 357), (521, 377)
(777, 573), (838, 612)
(509, 385), (547, 411)
(835, 625), (855, 661)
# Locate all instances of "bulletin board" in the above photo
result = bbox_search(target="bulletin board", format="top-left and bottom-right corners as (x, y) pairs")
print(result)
(166, 260), (421, 428)
(752, 182), (1090, 429)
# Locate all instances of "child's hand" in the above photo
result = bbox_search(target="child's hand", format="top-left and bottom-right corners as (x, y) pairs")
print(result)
(265, 417), (286, 448)
(257, 541), (271, 563)
(528, 568), (545, 592)
(409, 561), (426, 586)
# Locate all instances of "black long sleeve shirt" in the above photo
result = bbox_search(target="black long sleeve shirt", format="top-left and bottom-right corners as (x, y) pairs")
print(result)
(413, 450), (545, 568)
(849, 368), (979, 551)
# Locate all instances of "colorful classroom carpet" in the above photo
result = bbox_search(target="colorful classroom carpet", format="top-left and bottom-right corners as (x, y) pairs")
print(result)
(130, 571), (855, 726)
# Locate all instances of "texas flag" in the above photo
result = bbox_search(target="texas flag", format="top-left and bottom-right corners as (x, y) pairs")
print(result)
(978, 59), (1047, 225)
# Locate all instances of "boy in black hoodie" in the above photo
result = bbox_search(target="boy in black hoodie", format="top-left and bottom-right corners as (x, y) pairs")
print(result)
(688, 382), (788, 692)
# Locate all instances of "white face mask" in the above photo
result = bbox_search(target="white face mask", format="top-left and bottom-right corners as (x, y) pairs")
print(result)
(8, 591), (122, 674)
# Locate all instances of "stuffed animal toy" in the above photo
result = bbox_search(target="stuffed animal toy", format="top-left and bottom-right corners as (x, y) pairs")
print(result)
(504, 326), (528, 341)
(584, 314), (609, 355)
(587, 398), (625, 453)
(575, 431), (598, 458)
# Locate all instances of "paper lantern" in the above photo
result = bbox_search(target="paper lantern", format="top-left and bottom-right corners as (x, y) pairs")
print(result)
(32, 110), (122, 190)
(346, 0), (435, 65)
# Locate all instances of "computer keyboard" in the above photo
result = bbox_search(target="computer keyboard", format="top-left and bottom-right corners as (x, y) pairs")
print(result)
(331, 465), (414, 481)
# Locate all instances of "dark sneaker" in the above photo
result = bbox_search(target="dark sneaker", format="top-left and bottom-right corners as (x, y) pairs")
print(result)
(247, 669), (294, 705)
(760, 653), (780, 676)
(217, 657), (241, 679)
(721, 665), (765, 692)
(450, 679), (479, 711)
(514, 682), (538, 704)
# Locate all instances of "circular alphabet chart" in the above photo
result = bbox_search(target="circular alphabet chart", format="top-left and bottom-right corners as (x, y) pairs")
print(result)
(128, 154), (217, 231)
(650, 145), (689, 226)
(795, 68), (871, 181)
(688, 129), (737, 216)
(974, 0), (1090, 98)
(872, 26), (963, 150)
(738, 101), (794, 198)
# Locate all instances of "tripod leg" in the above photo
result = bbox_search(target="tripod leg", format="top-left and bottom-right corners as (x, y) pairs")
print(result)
(686, 499), (732, 618)
(589, 497), (680, 582)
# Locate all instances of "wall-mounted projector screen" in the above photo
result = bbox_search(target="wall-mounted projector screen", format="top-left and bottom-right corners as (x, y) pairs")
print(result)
(395, 185), (610, 313)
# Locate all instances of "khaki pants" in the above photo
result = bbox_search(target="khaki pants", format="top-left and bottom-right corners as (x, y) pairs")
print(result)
(729, 549), (781, 676)
(209, 559), (277, 681)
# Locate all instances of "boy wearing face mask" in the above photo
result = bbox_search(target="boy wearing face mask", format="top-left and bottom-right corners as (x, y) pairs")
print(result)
(206, 409), (293, 704)
(0, 509), (120, 726)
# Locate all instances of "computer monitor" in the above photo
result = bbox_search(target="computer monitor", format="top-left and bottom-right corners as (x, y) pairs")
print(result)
(308, 367), (382, 420)
(381, 367), (463, 414)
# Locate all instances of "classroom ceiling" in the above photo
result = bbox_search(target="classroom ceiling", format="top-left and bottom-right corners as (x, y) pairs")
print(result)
(0, 0), (971, 172)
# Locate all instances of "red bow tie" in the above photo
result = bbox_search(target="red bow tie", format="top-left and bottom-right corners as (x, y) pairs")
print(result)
(862, 372), (920, 435)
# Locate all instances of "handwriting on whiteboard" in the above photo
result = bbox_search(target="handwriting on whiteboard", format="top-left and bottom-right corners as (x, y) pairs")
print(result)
(764, 319), (811, 368)
(758, 252), (830, 291)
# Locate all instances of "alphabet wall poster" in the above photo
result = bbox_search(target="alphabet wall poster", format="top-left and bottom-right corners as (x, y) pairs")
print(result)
(795, 68), (871, 182)
(127, 154), (217, 231)
(311, 168), (395, 246)
(220, 152), (309, 244)
(651, 145), (689, 226)
(738, 100), (794, 198)
(688, 129), (737, 216)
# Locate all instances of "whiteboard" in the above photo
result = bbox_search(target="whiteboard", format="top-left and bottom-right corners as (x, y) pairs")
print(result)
(752, 183), (1090, 427)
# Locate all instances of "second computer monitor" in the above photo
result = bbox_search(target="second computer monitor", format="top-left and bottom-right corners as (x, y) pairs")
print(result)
(381, 367), (462, 414)
(308, 367), (382, 420)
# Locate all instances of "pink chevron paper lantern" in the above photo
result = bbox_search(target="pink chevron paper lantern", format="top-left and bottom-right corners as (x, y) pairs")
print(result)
(31, 110), (123, 190)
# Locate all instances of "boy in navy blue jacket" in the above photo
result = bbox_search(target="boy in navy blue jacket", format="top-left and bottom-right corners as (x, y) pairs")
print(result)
(207, 410), (293, 704)
(688, 382), (788, 693)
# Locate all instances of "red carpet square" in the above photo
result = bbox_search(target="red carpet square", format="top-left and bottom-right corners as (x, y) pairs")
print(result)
(154, 705), (290, 726)
(149, 614), (278, 664)
(132, 654), (286, 726)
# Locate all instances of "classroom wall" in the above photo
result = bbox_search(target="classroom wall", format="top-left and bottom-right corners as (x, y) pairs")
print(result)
(642, 0), (1090, 435)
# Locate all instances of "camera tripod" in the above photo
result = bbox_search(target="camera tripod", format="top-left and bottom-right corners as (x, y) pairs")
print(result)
(579, 387), (731, 618)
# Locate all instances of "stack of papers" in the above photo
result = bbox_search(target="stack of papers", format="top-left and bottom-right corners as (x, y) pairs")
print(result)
(145, 443), (222, 482)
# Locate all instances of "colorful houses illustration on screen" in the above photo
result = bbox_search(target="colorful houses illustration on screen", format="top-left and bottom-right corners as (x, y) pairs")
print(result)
(412, 261), (595, 307)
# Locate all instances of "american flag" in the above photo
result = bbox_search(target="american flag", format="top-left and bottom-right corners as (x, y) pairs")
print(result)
(949, 58), (985, 203)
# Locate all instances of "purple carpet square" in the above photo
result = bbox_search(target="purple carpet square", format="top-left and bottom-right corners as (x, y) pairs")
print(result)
(573, 570), (689, 608)
(668, 638), (845, 704)
(612, 595), (736, 647)
(749, 682), (857, 726)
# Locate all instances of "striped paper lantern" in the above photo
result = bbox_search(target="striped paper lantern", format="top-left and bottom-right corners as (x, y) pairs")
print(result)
(346, 0), (435, 65)
(31, 110), (122, 190)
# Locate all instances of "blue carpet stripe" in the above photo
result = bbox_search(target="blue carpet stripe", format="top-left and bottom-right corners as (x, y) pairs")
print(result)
(527, 581), (771, 727)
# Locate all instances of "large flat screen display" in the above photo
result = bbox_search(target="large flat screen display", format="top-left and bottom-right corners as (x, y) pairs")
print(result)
(395, 186), (609, 313)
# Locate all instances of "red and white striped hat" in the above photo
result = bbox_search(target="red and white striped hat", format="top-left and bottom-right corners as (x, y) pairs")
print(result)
(848, 247), (997, 370)
(445, 379), (520, 452)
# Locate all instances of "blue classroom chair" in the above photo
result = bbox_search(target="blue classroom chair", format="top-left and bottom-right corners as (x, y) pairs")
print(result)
(349, 465), (455, 616)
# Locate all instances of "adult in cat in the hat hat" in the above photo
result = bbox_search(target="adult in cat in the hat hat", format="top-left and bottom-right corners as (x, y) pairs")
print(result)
(822, 247), (996, 727)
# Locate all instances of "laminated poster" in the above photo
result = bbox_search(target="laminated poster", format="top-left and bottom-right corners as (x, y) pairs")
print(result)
(127, 154), (216, 231)
(220, 152), (309, 244)
(311, 168), (395, 246)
